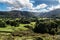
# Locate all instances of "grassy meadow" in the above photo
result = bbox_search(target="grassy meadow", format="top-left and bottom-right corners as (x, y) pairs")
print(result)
(0, 18), (60, 40)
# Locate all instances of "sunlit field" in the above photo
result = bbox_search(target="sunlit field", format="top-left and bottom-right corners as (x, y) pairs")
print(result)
(0, 18), (60, 40)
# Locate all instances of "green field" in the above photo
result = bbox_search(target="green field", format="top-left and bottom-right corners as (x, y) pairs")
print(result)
(0, 18), (60, 40)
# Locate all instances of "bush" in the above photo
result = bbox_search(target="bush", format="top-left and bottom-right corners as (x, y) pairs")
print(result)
(24, 25), (33, 30)
(6, 20), (11, 25)
(49, 29), (57, 35)
(47, 21), (58, 34)
(33, 21), (58, 35)
(0, 21), (6, 28)
(30, 18), (37, 22)
(33, 22), (48, 33)
(54, 20), (60, 25)
(10, 21), (19, 27)
(20, 20), (30, 24)
(6, 20), (19, 27)
(34, 37), (43, 40)
(39, 20), (45, 22)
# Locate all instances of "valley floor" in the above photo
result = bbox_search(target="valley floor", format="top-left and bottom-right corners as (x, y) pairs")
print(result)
(0, 31), (59, 40)
(0, 18), (60, 40)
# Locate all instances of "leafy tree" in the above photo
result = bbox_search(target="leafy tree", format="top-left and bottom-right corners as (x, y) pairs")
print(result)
(6, 20), (19, 27)
(33, 20), (58, 35)
(10, 21), (19, 27)
(6, 20), (11, 25)
(24, 25), (33, 30)
(33, 22), (48, 33)
(0, 21), (6, 27)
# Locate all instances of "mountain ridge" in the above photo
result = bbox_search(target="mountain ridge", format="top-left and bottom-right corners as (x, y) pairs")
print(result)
(39, 9), (60, 18)
(0, 10), (35, 18)
(0, 9), (60, 18)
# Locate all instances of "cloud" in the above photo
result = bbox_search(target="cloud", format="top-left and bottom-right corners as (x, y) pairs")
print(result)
(30, 0), (35, 3)
(0, 0), (60, 12)
(29, 3), (48, 12)
(47, 5), (60, 11)
(0, 0), (33, 10)
(0, 0), (48, 12)
(35, 4), (48, 9)
(30, 4), (60, 12)
(58, 0), (60, 3)
(30, 4), (48, 10)
(29, 9), (48, 12)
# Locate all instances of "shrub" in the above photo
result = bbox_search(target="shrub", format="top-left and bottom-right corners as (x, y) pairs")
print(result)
(34, 37), (43, 40)
(39, 20), (45, 22)
(49, 29), (57, 35)
(10, 21), (19, 27)
(6, 20), (11, 25)
(20, 20), (30, 24)
(33, 22), (48, 33)
(54, 20), (60, 25)
(46, 21), (58, 34)
(15, 20), (20, 23)
(0, 21), (6, 27)
(30, 18), (37, 22)
(24, 25), (33, 30)
(6, 20), (19, 27)
(33, 21), (58, 35)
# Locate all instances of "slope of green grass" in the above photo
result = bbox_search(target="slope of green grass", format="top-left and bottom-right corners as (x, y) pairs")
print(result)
(0, 22), (36, 32)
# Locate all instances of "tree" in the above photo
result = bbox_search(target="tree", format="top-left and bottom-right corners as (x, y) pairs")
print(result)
(33, 22), (48, 33)
(0, 21), (6, 27)
(33, 20), (58, 35)
(6, 20), (19, 27)
(10, 21), (19, 27)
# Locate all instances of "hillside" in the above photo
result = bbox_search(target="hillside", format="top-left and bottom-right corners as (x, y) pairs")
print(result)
(0, 10), (35, 18)
(0, 9), (60, 18)
(39, 9), (60, 18)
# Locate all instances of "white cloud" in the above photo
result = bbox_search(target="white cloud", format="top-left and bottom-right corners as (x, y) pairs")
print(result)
(0, 0), (60, 12)
(47, 6), (54, 11)
(30, 1), (35, 3)
(0, 0), (14, 4)
(7, 7), (22, 11)
(0, 0), (33, 10)
(58, 0), (60, 3)
(30, 4), (48, 10)
(30, 4), (60, 12)
(35, 4), (48, 9)
(47, 5), (60, 11)
(0, 0), (48, 12)
(30, 9), (48, 12)
(28, 4), (48, 12)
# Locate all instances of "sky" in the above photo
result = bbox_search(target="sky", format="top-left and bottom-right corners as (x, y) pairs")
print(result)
(0, 0), (60, 12)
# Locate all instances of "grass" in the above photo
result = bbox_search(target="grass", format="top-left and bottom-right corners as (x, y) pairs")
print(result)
(0, 33), (54, 40)
(0, 26), (13, 32)
(0, 22), (36, 32)
(0, 18), (59, 40)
